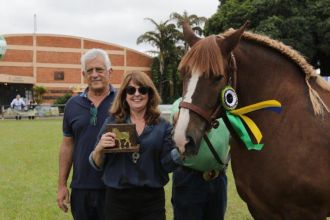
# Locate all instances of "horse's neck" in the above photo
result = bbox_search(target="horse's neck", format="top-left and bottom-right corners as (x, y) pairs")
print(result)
(233, 41), (306, 106)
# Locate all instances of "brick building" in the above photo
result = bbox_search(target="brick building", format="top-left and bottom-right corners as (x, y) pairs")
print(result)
(0, 34), (152, 106)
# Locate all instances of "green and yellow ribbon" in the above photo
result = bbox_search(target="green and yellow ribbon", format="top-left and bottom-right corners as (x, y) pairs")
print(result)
(226, 100), (282, 150)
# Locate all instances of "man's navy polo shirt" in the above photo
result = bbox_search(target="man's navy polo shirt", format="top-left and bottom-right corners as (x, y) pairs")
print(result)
(63, 86), (116, 189)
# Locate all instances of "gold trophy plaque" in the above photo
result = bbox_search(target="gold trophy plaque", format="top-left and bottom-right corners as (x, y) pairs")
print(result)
(104, 123), (139, 153)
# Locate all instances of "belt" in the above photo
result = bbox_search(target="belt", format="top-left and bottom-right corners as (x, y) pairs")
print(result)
(202, 170), (220, 181)
(180, 166), (226, 182)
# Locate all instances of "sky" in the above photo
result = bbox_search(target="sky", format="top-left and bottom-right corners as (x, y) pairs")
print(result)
(0, 0), (220, 53)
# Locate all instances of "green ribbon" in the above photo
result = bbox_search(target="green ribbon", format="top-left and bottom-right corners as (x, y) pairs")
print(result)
(226, 112), (264, 150)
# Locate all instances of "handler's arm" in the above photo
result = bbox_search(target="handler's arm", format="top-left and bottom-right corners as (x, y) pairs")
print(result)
(57, 136), (74, 212)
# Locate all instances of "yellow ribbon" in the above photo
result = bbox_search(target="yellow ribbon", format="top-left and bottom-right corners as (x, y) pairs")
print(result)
(230, 100), (281, 144)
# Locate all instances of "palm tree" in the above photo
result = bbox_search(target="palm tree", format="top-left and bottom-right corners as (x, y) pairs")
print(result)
(171, 11), (207, 34)
(33, 85), (47, 104)
(170, 11), (207, 52)
(137, 18), (181, 98)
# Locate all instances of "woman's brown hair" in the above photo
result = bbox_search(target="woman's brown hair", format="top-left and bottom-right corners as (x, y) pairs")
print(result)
(110, 71), (161, 125)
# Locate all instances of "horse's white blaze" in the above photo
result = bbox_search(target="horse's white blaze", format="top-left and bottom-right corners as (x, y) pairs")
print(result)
(174, 71), (200, 153)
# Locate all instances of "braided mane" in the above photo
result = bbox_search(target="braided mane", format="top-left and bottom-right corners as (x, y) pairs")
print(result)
(222, 29), (330, 116)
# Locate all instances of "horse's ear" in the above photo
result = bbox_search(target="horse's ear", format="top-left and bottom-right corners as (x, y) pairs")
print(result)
(182, 21), (201, 47)
(218, 21), (250, 55)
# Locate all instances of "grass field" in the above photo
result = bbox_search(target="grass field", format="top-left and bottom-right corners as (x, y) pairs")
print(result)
(0, 119), (252, 220)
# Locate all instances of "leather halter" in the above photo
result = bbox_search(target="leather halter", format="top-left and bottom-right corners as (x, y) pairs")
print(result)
(179, 53), (237, 129)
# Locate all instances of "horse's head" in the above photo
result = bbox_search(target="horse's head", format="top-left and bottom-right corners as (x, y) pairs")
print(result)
(173, 21), (249, 155)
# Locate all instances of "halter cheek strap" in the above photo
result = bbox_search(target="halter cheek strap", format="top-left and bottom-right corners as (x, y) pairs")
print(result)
(179, 101), (221, 129)
(179, 102), (212, 124)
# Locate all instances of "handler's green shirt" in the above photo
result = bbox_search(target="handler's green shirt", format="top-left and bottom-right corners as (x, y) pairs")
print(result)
(171, 98), (230, 172)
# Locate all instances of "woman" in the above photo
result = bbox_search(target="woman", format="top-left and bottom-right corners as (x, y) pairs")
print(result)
(89, 71), (181, 220)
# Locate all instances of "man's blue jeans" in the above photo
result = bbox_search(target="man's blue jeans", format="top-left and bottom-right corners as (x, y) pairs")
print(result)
(70, 188), (105, 220)
(171, 167), (227, 220)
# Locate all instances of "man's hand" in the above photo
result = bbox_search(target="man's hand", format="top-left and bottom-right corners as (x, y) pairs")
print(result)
(57, 186), (70, 212)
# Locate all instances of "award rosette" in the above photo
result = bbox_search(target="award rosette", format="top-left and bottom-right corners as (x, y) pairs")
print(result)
(105, 123), (139, 153)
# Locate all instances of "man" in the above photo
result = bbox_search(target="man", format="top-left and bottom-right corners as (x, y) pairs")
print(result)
(171, 98), (230, 220)
(57, 48), (116, 220)
(10, 94), (25, 120)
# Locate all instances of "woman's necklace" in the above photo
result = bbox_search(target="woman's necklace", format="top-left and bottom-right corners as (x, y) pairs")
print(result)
(132, 152), (140, 163)
(129, 116), (145, 163)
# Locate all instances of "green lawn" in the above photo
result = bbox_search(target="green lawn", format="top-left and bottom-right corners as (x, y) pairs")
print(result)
(0, 119), (252, 220)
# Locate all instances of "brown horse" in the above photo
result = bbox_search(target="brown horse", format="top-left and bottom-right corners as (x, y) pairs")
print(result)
(173, 21), (330, 220)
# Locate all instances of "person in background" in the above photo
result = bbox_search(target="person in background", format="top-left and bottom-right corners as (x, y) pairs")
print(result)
(29, 99), (37, 109)
(89, 71), (181, 220)
(57, 48), (116, 220)
(171, 98), (230, 220)
(10, 94), (25, 120)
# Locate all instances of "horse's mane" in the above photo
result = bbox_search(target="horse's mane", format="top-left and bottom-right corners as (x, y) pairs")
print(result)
(179, 35), (225, 78)
(222, 29), (330, 116)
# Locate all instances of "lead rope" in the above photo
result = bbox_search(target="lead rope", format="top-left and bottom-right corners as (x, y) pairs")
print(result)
(203, 134), (227, 166)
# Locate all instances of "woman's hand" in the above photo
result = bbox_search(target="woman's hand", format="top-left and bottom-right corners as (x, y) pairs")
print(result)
(92, 132), (116, 167)
(95, 132), (117, 153)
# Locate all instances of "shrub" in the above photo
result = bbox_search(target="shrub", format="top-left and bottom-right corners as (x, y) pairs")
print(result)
(54, 93), (72, 113)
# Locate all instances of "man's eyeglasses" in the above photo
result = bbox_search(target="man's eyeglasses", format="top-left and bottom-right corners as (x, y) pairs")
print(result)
(90, 106), (98, 126)
(125, 86), (149, 95)
(86, 67), (106, 75)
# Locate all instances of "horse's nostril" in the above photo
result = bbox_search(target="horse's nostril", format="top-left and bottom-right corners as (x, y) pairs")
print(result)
(186, 135), (193, 144)
(184, 135), (198, 155)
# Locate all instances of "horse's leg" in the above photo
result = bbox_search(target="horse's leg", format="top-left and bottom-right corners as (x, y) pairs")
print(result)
(247, 204), (327, 220)
(246, 201), (281, 220)
(246, 204), (271, 220)
(243, 189), (328, 220)
(280, 213), (326, 220)
(279, 204), (328, 220)
(233, 176), (281, 220)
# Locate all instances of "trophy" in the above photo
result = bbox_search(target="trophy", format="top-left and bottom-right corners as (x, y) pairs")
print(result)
(104, 123), (139, 153)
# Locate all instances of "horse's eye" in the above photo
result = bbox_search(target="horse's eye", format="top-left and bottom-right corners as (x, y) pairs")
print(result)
(221, 86), (238, 110)
(213, 75), (222, 81)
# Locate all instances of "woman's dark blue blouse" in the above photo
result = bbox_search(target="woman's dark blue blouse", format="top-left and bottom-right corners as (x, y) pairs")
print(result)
(89, 116), (181, 189)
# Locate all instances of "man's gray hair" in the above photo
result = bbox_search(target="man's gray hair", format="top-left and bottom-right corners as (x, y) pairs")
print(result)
(81, 48), (111, 71)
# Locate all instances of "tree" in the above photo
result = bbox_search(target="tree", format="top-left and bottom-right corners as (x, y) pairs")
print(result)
(170, 11), (207, 35)
(161, 42), (184, 103)
(33, 85), (47, 104)
(143, 39), (183, 104)
(54, 93), (72, 113)
(205, 0), (330, 75)
(136, 13), (208, 103)
(137, 18), (181, 100)
(170, 11), (207, 52)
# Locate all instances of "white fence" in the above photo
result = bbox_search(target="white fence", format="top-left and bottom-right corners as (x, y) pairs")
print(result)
(1, 104), (172, 120)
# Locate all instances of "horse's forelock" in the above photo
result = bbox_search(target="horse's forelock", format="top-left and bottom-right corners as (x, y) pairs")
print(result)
(179, 35), (225, 78)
